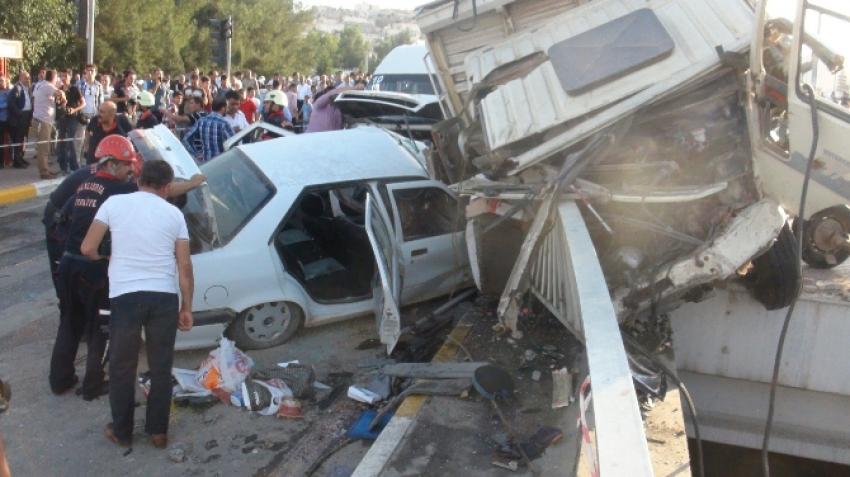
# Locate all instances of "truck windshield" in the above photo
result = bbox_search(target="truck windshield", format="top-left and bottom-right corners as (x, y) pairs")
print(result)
(368, 74), (437, 95)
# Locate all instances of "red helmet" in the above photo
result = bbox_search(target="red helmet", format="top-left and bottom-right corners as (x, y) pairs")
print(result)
(95, 134), (137, 165)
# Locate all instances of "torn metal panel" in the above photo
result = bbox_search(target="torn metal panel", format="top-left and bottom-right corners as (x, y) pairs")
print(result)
(614, 198), (786, 318)
(463, 0), (753, 164)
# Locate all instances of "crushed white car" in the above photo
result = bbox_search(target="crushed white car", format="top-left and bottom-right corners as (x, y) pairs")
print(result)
(133, 126), (470, 351)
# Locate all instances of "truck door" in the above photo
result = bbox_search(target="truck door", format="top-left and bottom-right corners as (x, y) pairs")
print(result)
(785, 1), (850, 218)
(786, 1), (850, 266)
(365, 192), (402, 354)
(384, 180), (469, 304)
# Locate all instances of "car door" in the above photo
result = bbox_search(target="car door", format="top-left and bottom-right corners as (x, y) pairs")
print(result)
(784, 0), (850, 218)
(385, 180), (469, 304)
(364, 192), (402, 354)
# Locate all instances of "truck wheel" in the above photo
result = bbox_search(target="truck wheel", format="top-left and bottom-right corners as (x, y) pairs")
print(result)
(802, 205), (850, 269)
(467, 214), (525, 295)
(747, 222), (801, 311)
(228, 301), (304, 350)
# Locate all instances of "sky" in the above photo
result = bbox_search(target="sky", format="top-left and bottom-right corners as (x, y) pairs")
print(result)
(299, 0), (428, 10)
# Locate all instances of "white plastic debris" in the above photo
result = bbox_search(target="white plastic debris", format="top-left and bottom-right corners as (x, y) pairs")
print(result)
(347, 385), (382, 404)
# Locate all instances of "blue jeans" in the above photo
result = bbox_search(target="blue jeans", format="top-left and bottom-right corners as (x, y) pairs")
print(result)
(109, 291), (179, 442)
(56, 116), (80, 172)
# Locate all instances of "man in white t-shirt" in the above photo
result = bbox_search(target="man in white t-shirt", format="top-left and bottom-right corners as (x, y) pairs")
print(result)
(81, 159), (194, 450)
(223, 90), (249, 133)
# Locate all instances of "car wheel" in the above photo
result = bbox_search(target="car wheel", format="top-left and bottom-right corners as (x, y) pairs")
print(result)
(802, 205), (850, 269)
(746, 222), (801, 311)
(228, 301), (304, 350)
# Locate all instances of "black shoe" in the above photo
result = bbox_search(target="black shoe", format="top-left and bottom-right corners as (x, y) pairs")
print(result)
(80, 380), (110, 401)
(51, 375), (79, 395)
(12, 161), (27, 169)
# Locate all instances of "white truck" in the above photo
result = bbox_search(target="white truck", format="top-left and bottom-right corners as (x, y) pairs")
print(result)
(413, 0), (850, 474)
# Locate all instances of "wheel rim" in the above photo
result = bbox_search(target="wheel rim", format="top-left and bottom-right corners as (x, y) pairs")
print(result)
(811, 217), (847, 254)
(242, 302), (292, 343)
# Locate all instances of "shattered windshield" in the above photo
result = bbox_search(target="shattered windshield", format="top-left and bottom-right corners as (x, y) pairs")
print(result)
(185, 149), (275, 249)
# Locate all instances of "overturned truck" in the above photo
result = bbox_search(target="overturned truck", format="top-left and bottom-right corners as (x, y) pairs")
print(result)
(415, 0), (850, 473)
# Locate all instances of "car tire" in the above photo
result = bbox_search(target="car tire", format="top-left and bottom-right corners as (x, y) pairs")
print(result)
(228, 301), (304, 350)
(802, 205), (850, 269)
(746, 222), (801, 311)
(468, 213), (525, 296)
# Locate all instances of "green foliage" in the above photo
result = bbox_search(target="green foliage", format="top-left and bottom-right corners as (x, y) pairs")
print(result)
(303, 30), (339, 76)
(0, 0), (78, 71)
(0, 0), (409, 77)
(370, 29), (414, 73)
(337, 25), (369, 72)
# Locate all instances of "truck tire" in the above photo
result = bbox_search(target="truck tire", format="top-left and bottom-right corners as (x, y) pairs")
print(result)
(467, 214), (525, 296)
(746, 222), (801, 311)
(802, 205), (850, 269)
(228, 301), (304, 350)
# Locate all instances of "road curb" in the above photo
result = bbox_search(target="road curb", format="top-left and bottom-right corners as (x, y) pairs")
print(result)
(352, 322), (473, 477)
(0, 178), (62, 206)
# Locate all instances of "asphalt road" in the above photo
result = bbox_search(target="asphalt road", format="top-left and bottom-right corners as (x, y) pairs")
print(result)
(0, 195), (384, 476)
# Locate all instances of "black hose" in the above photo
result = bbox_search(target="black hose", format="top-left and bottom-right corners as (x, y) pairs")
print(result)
(623, 333), (705, 477)
(761, 83), (819, 477)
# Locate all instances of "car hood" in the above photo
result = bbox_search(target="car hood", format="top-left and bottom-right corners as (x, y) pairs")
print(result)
(128, 125), (201, 180)
(334, 90), (443, 120)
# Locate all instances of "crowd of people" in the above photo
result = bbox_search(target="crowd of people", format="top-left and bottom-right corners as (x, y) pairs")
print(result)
(0, 63), (370, 459)
(0, 65), (372, 178)
(0, 63), (375, 467)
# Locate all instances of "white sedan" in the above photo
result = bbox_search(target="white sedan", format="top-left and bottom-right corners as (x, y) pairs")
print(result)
(136, 126), (471, 352)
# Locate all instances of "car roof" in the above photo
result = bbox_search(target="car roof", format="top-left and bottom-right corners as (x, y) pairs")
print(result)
(235, 127), (428, 187)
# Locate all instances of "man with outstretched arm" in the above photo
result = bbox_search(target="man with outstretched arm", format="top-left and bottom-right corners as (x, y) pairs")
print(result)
(81, 159), (194, 449)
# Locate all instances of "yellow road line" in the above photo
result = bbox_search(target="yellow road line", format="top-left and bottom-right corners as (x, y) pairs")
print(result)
(395, 322), (472, 418)
(0, 185), (37, 206)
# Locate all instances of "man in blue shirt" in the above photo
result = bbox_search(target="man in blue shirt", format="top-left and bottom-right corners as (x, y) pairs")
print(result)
(181, 97), (234, 162)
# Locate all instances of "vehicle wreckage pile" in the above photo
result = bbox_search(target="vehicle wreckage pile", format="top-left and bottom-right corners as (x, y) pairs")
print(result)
(420, 1), (790, 340)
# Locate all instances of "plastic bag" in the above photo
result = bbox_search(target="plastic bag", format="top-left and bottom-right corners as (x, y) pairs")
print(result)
(196, 338), (254, 393)
(236, 378), (293, 416)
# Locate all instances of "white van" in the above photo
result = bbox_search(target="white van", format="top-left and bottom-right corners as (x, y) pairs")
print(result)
(367, 44), (438, 96)
(334, 44), (443, 141)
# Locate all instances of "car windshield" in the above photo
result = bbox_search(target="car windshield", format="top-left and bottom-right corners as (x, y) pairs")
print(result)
(367, 74), (437, 95)
(184, 149), (275, 249)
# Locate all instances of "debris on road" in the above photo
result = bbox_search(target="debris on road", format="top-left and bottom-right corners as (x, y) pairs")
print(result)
(381, 362), (487, 379)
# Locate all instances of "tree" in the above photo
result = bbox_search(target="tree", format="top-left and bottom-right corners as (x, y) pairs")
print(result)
(337, 25), (369, 72)
(370, 29), (413, 73)
(303, 30), (339, 76)
(0, 0), (78, 71)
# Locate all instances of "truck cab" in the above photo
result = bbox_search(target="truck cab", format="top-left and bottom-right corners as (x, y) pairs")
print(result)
(748, 0), (850, 267)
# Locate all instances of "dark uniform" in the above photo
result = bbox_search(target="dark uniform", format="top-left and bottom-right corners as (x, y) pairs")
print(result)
(43, 165), (97, 296)
(49, 171), (137, 399)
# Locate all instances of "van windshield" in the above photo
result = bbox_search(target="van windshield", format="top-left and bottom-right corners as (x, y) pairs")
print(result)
(368, 74), (437, 95)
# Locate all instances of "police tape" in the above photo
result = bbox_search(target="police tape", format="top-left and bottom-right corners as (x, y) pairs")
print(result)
(0, 137), (79, 149)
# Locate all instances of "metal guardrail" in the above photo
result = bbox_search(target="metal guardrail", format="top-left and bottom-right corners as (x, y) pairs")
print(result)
(529, 200), (654, 476)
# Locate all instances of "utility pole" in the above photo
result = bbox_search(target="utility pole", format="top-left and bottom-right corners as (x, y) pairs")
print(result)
(85, 0), (96, 64)
(225, 16), (233, 82)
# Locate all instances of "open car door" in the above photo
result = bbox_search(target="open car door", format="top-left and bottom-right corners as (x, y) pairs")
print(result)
(365, 192), (402, 354)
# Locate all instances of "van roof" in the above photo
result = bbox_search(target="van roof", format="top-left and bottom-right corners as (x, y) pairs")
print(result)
(374, 44), (434, 76)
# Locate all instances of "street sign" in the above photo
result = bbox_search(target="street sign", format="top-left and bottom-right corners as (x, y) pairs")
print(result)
(0, 40), (23, 59)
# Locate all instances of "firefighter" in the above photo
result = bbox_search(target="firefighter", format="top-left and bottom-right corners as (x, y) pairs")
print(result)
(48, 135), (139, 400)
